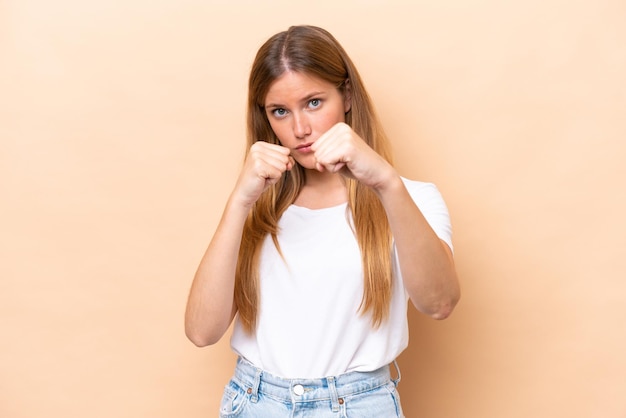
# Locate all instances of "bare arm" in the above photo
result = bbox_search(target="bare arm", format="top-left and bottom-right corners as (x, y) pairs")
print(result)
(184, 197), (248, 346)
(374, 175), (460, 319)
(184, 142), (293, 346)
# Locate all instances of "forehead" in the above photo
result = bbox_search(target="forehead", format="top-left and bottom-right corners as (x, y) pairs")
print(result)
(264, 71), (337, 105)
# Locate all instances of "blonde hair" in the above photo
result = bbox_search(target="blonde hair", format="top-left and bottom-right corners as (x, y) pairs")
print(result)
(235, 25), (394, 333)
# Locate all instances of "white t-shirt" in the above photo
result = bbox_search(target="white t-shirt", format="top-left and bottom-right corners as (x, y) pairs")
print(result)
(230, 178), (453, 379)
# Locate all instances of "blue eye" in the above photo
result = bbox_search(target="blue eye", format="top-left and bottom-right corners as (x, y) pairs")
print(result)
(272, 108), (287, 118)
(309, 99), (321, 109)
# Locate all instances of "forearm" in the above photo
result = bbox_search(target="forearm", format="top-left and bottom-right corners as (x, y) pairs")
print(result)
(184, 196), (250, 346)
(375, 174), (460, 319)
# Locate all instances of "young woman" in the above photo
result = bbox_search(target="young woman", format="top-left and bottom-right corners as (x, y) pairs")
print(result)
(185, 25), (460, 418)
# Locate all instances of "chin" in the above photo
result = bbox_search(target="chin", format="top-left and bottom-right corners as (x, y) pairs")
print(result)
(293, 156), (317, 170)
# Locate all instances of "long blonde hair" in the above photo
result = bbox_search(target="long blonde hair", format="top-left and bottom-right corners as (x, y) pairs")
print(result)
(235, 25), (394, 333)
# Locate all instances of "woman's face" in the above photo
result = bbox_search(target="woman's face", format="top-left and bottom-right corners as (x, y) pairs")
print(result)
(263, 71), (351, 169)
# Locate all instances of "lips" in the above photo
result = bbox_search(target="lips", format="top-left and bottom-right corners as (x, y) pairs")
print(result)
(295, 143), (314, 153)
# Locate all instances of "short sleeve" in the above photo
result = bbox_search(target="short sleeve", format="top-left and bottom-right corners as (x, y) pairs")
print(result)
(401, 178), (453, 253)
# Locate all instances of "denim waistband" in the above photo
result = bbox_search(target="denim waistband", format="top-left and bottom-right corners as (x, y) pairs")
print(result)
(232, 356), (401, 410)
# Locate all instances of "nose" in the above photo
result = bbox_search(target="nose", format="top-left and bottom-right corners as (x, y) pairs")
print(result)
(292, 112), (311, 139)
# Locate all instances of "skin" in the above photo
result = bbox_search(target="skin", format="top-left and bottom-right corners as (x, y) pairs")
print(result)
(185, 70), (460, 347)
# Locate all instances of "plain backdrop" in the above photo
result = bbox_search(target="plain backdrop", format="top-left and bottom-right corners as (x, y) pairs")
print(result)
(1, 1), (625, 417)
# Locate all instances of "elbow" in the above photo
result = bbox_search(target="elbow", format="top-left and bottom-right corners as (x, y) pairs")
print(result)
(185, 318), (226, 347)
(429, 304), (455, 320)
(429, 291), (461, 320)
(184, 306), (235, 347)
(185, 327), (221, 347)
(414, 287), (460, 320)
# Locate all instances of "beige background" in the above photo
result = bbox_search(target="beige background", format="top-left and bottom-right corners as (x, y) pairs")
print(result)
(2, 0), (625, 417)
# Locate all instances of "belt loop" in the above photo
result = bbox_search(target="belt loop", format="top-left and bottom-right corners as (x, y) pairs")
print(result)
(249, 365), (262, 403)
(327, 376), (340, 412)
(392, 360), (402, 387)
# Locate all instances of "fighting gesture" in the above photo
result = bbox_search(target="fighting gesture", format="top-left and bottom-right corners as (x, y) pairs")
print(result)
(231, 141), (294, 208)
(311, 122), (397, 191)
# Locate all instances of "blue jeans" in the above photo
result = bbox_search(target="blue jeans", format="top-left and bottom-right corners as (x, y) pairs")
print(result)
(219, 357), (405, 418)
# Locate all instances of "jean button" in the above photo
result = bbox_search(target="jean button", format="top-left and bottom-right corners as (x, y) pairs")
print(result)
(293, 384), (304, 396)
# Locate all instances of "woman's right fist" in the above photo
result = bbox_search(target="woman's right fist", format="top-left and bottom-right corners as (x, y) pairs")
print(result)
(232, 141), (293, 207)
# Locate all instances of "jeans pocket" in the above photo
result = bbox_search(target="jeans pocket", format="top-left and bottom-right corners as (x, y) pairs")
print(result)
(219, 380), (249, 418)
(344, 382), (405, 418)
(385, 381), (405, 418)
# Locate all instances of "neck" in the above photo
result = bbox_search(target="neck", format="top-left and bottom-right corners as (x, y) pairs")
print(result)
(294, 169), (347, 209)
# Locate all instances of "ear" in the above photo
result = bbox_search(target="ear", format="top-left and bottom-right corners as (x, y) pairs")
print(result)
(343, 78), (352, 113)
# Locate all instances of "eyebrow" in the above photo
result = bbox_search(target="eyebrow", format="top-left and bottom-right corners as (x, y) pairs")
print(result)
(265, 91), (326, 109)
